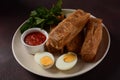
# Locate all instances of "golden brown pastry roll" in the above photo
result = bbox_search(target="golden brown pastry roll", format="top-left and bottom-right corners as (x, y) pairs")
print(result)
(65, 31), (84, 53)
(80, 17), (103, 62)
(46, 9), (90, 53)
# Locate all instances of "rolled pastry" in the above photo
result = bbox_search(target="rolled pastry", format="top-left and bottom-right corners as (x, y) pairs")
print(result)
(80, 18), (103, 62)
(46, 9), (90, 53)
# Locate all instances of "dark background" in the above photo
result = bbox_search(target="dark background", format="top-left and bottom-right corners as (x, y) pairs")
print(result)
(0, 0), (120, 80)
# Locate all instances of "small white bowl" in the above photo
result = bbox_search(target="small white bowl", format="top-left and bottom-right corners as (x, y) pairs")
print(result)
(21, 28), (48, 54)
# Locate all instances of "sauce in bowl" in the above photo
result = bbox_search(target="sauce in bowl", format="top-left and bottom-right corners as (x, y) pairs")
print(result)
(21, 28), (48, 54)
(24, 32), (46, 46)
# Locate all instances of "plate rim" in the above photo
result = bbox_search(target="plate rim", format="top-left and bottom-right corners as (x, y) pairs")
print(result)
(12, 9), (111, 78)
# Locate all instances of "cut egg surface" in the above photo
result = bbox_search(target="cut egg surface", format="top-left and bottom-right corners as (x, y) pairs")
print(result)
(34, 52), (55, 69)
(55, 52), (78, 70)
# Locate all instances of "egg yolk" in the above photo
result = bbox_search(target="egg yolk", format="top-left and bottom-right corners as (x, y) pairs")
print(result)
(64, 53), (76, 63)
(40, 56), (53, 66)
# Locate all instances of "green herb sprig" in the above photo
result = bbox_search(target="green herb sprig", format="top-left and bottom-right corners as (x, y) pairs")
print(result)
(20, 0), (62, 33)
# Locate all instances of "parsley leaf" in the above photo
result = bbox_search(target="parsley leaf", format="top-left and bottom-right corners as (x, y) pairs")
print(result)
(20, 0), (63, 33)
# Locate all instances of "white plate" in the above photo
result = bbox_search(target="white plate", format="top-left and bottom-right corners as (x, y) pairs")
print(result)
(12, 9), (110, 78)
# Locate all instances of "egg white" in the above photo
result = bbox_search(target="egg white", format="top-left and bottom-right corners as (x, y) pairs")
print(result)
(55, 52), (78, 70)
(34, 52), (55, 69)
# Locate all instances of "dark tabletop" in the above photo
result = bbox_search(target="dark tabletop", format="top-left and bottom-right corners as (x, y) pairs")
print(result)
(0, 0), (120, 80)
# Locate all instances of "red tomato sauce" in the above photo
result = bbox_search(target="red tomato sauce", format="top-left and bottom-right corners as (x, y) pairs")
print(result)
(24, 32), (46, 46)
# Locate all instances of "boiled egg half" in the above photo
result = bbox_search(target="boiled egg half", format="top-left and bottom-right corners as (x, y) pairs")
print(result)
(55, 52), (78, 70)
(34, 52), (55, 69)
